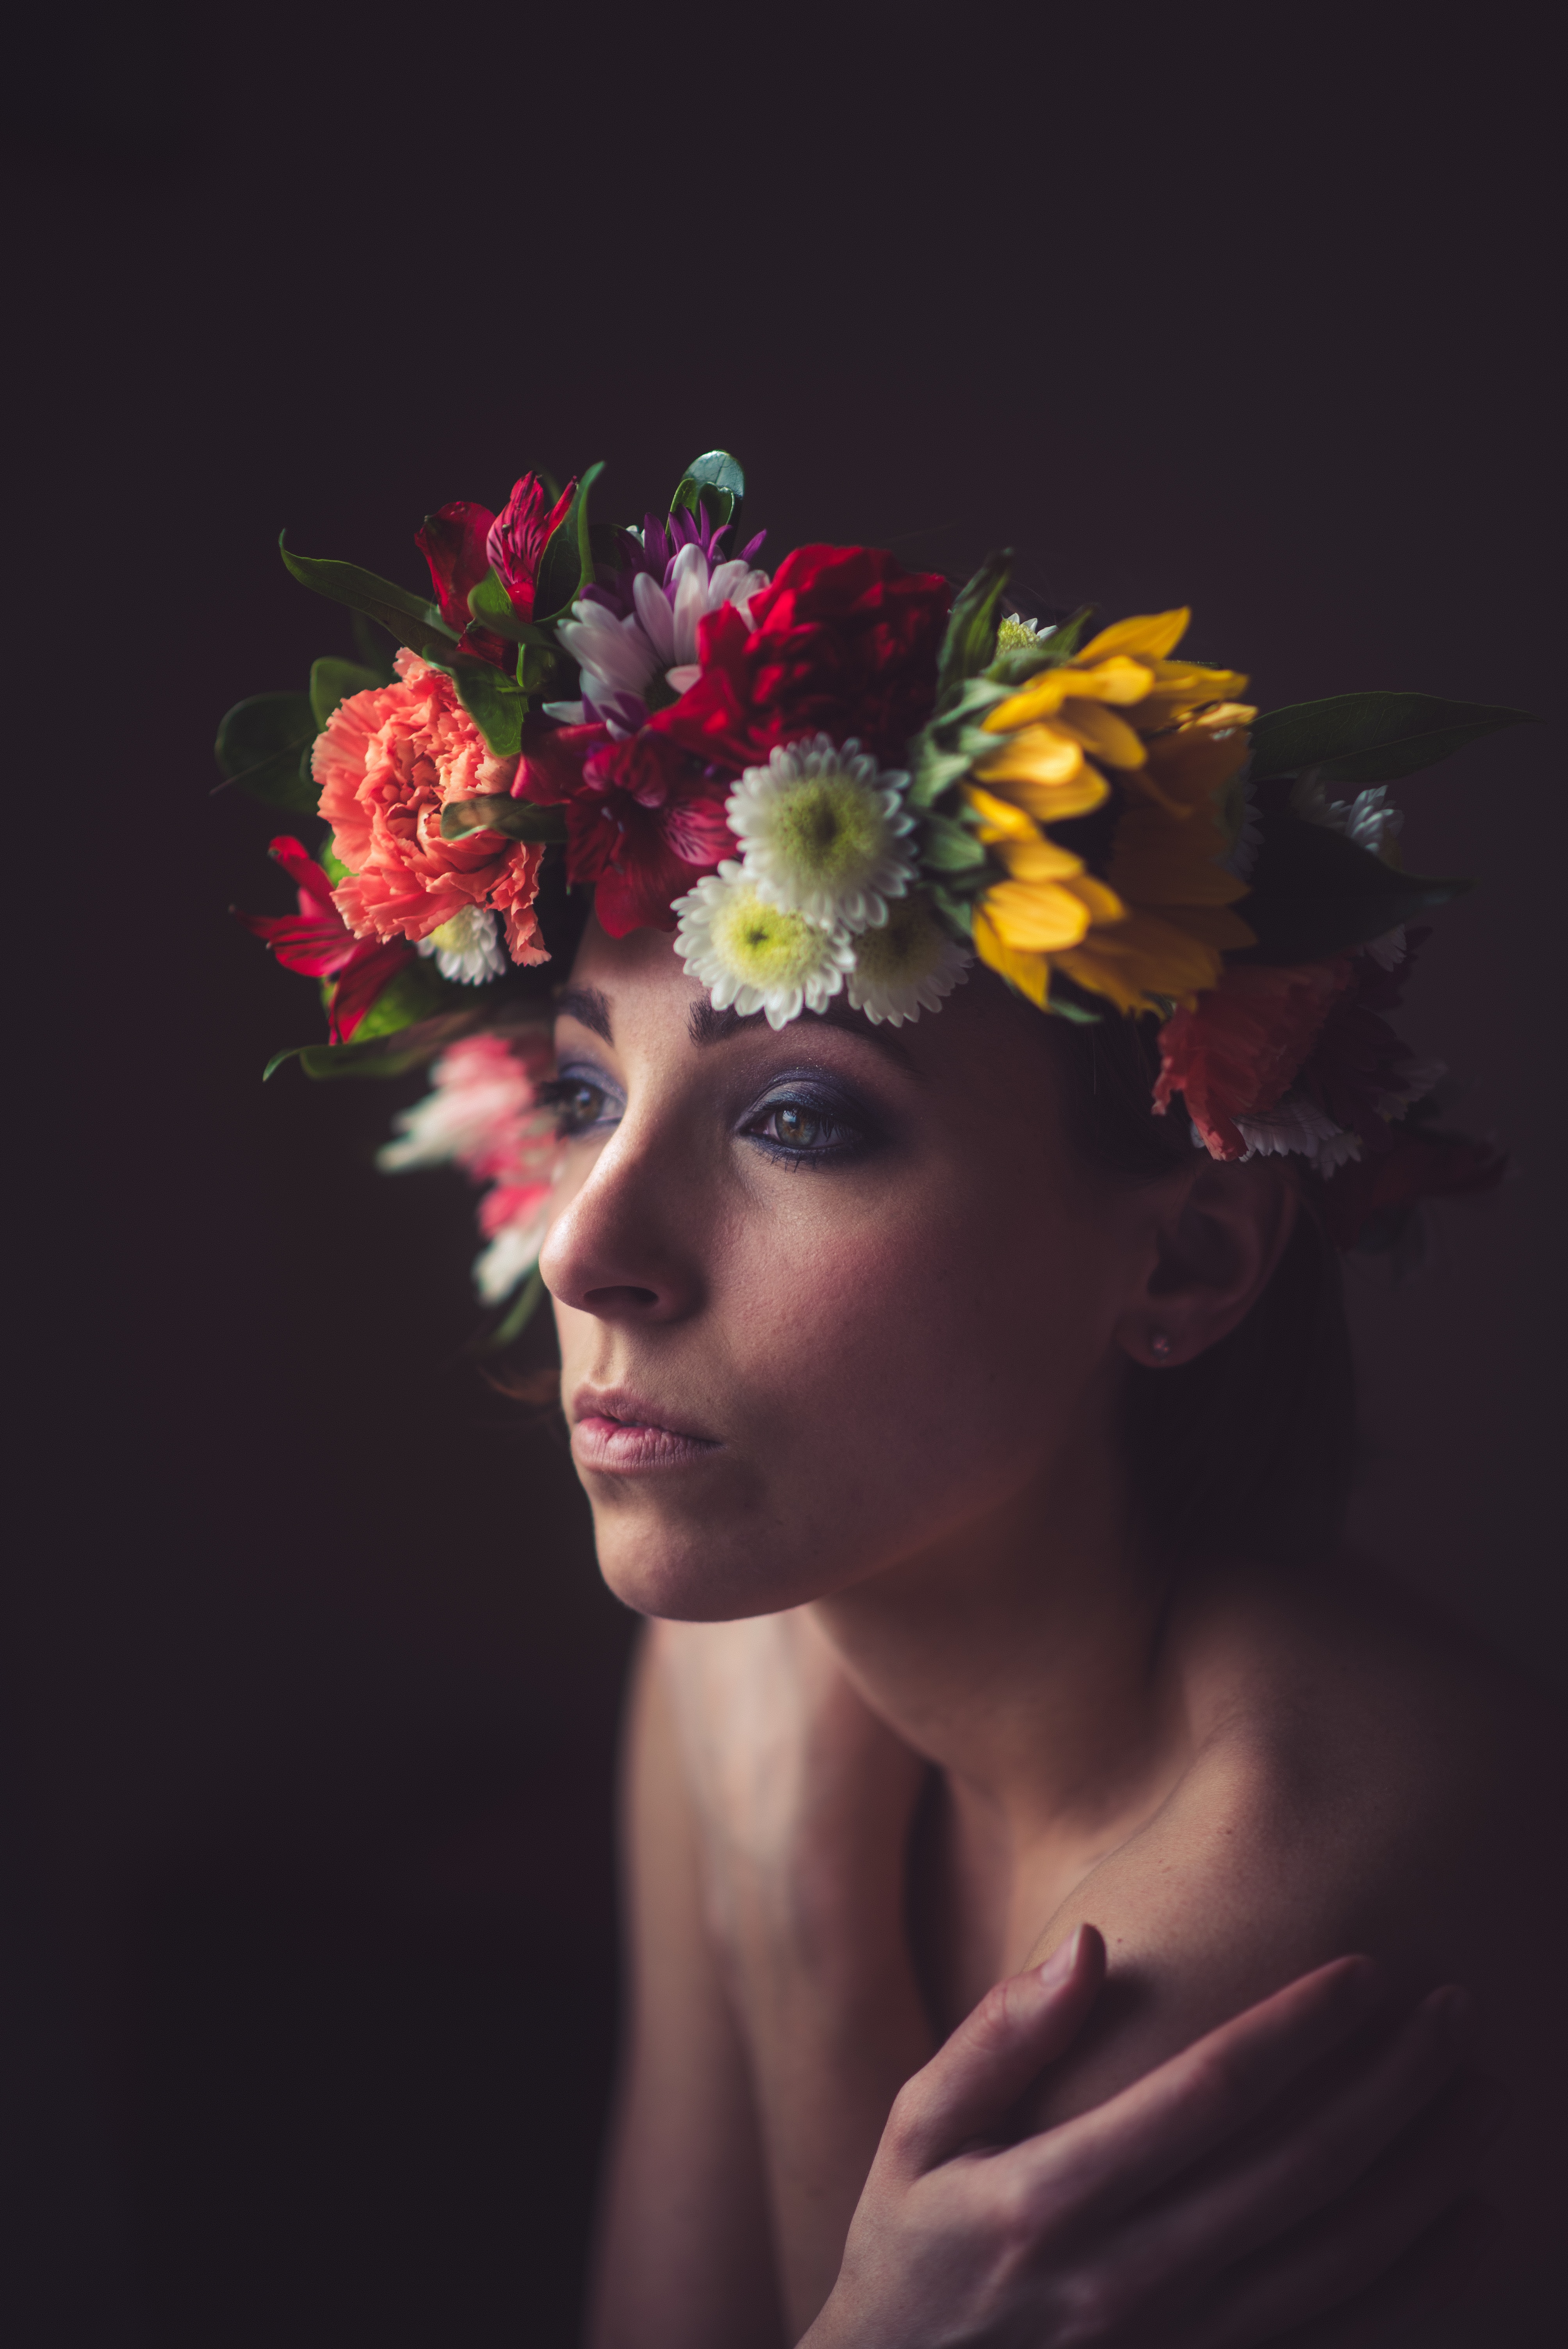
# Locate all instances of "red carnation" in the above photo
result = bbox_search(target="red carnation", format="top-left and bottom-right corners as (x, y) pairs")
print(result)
(1154, 960), (1354, 1160)
(416, 473), (575, 667)
(559, 730), (735, 937)
(235, 836), (415, 1044)
(653, 543), (951, 771)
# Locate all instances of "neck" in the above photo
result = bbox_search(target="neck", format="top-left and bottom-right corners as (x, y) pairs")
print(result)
(807, 1413), (1190, 1846)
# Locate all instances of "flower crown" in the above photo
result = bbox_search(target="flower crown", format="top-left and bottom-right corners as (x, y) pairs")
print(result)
(221, 449), (1520, 1332)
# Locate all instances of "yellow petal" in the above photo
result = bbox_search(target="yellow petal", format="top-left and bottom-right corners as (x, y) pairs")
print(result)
(973, 721), (1085, 786)
(984, 671), (1074, 730)
(1109, 805), (1251, 907)
(984, 875), (1095, 952)
(1056, 654), (1154, 706)
(1135, 663), (1250, 727)
(1057, 699), (1147, 770)
(971, 763), (1110, 824)
(963, 783), (1042, 842)
(1062, 873), (1127, 925)
(972, 908), (1052, 1007)
(1001, 835), (1090, 884)
(1076, 608), (1190, 666)
(1055, 911), (1224, 1013)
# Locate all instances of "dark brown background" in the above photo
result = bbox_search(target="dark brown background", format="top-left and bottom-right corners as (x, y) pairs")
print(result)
(10, 7), (1561, 2343)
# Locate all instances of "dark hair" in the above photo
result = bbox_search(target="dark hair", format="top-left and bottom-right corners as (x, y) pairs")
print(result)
(1046, 1005), (1356, 1567)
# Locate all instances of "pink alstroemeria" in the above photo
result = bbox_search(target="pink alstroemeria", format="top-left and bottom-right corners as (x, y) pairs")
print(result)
(416, 474), (577, 666)
(235, 836), (413, 1044)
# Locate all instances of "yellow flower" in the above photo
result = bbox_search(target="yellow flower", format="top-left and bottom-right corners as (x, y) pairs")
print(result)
(971, 608), (1247, 834)
(964, 608), (1258, 1016)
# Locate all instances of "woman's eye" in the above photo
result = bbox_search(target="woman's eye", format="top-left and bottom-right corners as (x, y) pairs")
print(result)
(540, 1076), (615, 1139)
(746, 1096), (863, 1161)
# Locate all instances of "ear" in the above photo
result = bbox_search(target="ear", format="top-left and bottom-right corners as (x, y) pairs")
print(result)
(1117, 1158), (1300, 1371)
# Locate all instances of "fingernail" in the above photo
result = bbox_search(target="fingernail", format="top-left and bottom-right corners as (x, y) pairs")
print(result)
(1039, 1927), (1082, 1987)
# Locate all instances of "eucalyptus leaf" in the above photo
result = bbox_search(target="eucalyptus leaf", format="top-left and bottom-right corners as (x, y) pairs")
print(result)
(309, 656), (381, 730)
(936, 549), (1012, 708)
(1238, 814), (1468, 964)
(440, 797), (568, 844)
(214, 692), (318, 813)
(279, 536), (458, 656)
(1250, 692), (1536, 785)
(677, 450), (745, 502)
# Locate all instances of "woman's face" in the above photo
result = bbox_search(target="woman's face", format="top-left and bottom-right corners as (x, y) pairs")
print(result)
(540, 917), (1164, 1621)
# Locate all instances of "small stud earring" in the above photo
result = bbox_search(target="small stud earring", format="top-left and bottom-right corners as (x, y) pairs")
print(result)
(1149, 1331), (1173, 1358)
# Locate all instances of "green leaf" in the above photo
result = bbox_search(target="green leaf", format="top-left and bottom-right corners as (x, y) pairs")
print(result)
(309, 656), (382, 730)
(444, 656), (529, 756)
(263, 1007), (482, 1083)
(440, 796), (568, 844)
(1249, 692), (1537, 784)
(1044, 987), (1101, 1024)
(935, 549), (1012, 707)
(533, 460), (608, 622)
(348, 957), (453, 1041)
(214, 692), (318, 812)
(483, 1266), (547, 1350)
(317, 831), (351, 885)
(466, 566), (561, 648)
(919, 812), (988, 872)
(279, 535), (459, 656)
(1239, 814), (1469, 964)
(671, 450), (744, 528)
(928, 884), (976, 937)
(350, 608), (399, 683)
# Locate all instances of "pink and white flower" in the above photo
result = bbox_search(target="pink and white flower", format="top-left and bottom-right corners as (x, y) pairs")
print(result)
(378, 1031), (561, 1301)
(545, 507), (768, 734)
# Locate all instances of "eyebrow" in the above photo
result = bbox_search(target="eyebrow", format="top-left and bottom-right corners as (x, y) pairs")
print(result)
(552, 984), (613, 1042)
(688, 994), (919, 1072)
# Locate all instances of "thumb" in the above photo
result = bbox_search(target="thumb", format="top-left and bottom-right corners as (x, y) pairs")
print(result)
(889, 1924), (1106, 2171)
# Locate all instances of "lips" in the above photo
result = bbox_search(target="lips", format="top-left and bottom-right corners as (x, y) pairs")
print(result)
(569, 1387), (720, 1474)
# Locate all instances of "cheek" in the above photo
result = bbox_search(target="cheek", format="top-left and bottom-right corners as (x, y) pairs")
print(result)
(687, 1171), (1119, 1583)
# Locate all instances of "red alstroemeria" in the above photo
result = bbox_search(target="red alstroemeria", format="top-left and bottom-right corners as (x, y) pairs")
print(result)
(486, 474), (576, 622)
(1154, 959), (1354, 1160)
(559, 731), (735, 937)
(235, 836), (414, 1044)
(1317, 1122), (1507, 1249)
(416, 474), (576, 668)
(653, 543), (951, 771)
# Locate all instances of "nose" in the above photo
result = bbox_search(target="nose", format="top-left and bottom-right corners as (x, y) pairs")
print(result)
(539, 1122), (703, 1327)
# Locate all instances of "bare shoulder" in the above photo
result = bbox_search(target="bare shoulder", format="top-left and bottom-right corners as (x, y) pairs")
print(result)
(1023, 1554), (1568, 2149)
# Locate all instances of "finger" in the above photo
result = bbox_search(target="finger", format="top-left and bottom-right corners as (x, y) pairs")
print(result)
(1175, 2087), (1502, 2349)
(1110, 1984), (1480, 2294)
(1000, 1954), (1388, 2223)
(887, 1925), (1105, 2169)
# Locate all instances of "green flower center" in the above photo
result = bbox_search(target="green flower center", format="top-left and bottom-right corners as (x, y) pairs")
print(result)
(770, 775), (883, 882)
(996, 617), (1043, 655)
(713, 888), (828, 985)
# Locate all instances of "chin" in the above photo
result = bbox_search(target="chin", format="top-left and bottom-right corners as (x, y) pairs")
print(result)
(588, 1503), (835, 1624)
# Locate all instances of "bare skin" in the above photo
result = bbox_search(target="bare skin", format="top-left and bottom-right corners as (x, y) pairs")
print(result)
(539, 918), (1564, 2346)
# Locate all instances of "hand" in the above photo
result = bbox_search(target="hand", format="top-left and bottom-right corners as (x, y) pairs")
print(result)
(802, 1927), (1496, 2349)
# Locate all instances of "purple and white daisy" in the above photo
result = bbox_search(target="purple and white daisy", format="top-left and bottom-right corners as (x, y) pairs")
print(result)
(545, 505), (768, 735)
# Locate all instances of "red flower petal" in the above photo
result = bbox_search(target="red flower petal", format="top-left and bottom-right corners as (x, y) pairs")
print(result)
(486, 474), (576, 622)
(415, 500), (495, 633)
(1155, 961), (1353, 1160)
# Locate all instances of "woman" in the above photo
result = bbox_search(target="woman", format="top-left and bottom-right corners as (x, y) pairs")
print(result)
(546, 921), (1557, 2347)
(231, 469), (1561, 2341)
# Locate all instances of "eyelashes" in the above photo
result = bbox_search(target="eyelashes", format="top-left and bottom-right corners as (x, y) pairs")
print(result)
(540, 1067), (878, 1167)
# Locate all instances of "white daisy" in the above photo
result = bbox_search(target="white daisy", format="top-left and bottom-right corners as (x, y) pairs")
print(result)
(726, 734), (917, 932)
(415, 904), (508, 985)
(672, 864), (855, 1030)
(845, 894), (972, 1026)
(545, 542), (768, 729)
